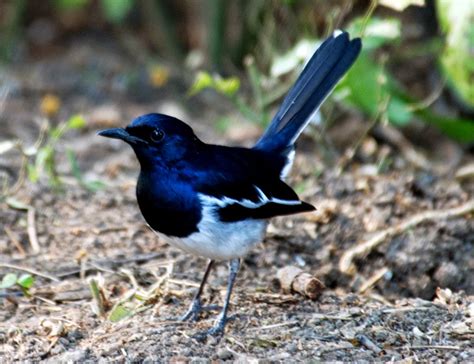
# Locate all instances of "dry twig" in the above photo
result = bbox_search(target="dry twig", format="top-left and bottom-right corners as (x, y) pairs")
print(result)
(358, 267), (389, 293)
(27, 207), (40, 253)
(4, 226), (26, 256)
(340, 200), (474, 274)
(356, 334), (382, 354)
(277, 266), (325, 300)
(0, 263), (59, 282)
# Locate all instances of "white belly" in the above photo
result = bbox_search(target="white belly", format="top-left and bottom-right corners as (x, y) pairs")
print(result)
(159, 218), (267, 261)
(155, 197), (268, 260)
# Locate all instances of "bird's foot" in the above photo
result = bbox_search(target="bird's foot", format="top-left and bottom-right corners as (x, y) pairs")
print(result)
(192, 312), (232, 341)
(179, 299), (221, 322)
(179, 298), (202, 321)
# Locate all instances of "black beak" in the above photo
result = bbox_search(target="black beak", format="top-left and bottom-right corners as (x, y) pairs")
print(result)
(97, 128), (146, 145)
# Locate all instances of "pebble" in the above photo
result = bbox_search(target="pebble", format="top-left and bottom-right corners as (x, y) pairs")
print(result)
(45, 349), (89, 363)
(217, 348), (234, 360)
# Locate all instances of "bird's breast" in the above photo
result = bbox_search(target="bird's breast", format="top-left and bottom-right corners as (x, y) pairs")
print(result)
(136, 172), (202, 237)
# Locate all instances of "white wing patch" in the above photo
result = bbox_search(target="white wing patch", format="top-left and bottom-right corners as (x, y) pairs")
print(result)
(198, 185), (300, 211)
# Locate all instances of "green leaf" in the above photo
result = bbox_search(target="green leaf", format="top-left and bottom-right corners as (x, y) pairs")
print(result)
(67, 149), (106, 192)
(67, 114), (86, 129)
(347, 17), (401, 50)
(214, 77), (240, 96)
(50, 125), (65, 140)
(335, 49), (474, 142)
(54, 0), (89, 10)
(83, 180), (107, 192)
(0, 273), (18, 289)
(100, 0), (133, 23)
(188, 71), (214, 96)
(27, 163), (39, 183)
(416, 110), (474, 143)
(89, 278), (105, 316)
(387, 97), (413, 126)
(437, 0), (474, 107)
(335, 52), (382, 118)
(6, 197), (30, 210)
(67, 149), (82, 181)
(17, 274), (35, 289)
(108, 304), (133, 322)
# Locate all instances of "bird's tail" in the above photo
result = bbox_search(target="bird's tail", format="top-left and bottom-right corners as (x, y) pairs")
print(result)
(254, 31), (361, 153)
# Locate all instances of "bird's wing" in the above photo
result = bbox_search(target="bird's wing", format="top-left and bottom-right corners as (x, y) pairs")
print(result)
(186, 145), (314, 222)
(195, 172), (314, 222)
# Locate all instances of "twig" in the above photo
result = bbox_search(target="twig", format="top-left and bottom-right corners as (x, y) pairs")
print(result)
(54, 253), (164, 279)
(360, 0), (378, 38)
(5, 119), (49, 196)
(277, 266), (325, 300)
(5, 152), (28, 196)
(409, 345), (461, 351)
(407, 78), (446, 112)
(358, 267), (389, 293)
(310, 312), (354, 321)
(248, 320), (299, 331)
(372, 124), (431, 170)
(167, 278), (201, 288)
(382, 306), (446, 314)
(27, 207), (40, 253)
(356, 334), (382, 354)
(340, 199), (474, 274)
(4, 226), (26, 256)
(0, 263), (59, 282)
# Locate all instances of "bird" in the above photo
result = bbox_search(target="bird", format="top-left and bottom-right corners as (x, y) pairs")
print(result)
(98, 30), (361, 338)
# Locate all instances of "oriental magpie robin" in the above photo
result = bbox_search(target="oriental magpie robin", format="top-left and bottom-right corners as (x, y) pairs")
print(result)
(98, 31), (361, 337)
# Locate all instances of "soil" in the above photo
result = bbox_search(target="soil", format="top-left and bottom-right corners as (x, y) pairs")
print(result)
(0, 38), (473, 362)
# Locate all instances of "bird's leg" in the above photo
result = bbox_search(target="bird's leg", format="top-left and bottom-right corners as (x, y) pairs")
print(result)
(179, 259), (214, 322)
(205, 258), (240, 337)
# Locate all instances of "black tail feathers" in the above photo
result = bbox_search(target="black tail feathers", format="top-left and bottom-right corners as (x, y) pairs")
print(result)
(254, 31), (361, 154)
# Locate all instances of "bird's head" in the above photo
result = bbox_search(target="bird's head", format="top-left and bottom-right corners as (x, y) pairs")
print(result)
(98, 113), (201, 168)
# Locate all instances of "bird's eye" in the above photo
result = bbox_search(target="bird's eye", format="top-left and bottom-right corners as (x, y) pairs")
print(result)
(150, 129), (165, 143)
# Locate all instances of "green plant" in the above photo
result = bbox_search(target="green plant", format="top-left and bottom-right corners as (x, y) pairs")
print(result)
(189, 54), (299, 129)
(0, 114), (105, 197)
(436, 0), (474, 108)
(189, 71), (263, 126)
(27, 115), (83, 188)
(53, 0), (133, 23)
(0, 273), (35, 296)
(334, 14), (474, 143)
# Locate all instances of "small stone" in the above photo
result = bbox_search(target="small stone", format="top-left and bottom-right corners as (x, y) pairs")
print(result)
(217, 348), (234, 360)
(433, 262), (462, 288)
(169, 356), (189, 364)
(45, 349), (89, 363)
(143, 355), (160, 364)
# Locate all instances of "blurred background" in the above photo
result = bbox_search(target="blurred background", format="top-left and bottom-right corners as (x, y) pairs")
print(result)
(1, 1), (474, 360)
(1, 0), (473, 146)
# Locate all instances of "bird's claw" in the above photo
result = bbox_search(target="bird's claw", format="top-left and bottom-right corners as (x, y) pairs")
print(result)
(179, 300), (221, 322)
(179, 299), (201, 322)
(191, 311), (235, 341)
(192, 322), (225, 342)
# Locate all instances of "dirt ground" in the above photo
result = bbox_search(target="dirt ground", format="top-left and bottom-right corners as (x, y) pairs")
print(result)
(1, 39), (473, 362)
